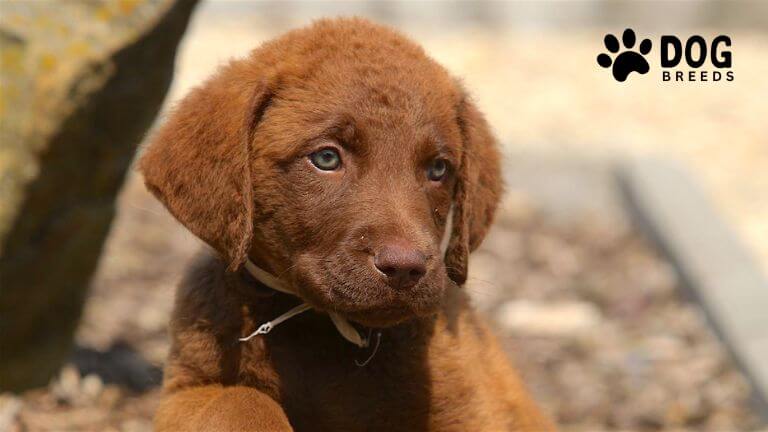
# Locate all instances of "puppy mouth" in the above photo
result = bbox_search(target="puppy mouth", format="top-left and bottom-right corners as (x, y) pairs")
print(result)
(342, 300), (441, 328)
(332, 287), (444, 327)
(291, 256), (445, 327)
(302, 281), (443, 328)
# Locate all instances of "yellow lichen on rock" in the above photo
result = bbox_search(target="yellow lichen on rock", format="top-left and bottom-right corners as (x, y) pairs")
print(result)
(0, 0), (199, 392)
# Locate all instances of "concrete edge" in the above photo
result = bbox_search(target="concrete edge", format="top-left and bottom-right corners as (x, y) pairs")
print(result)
(616, 158), (768, 422)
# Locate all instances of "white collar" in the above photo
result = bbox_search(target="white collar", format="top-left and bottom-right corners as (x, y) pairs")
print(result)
(239, 259), (369, 347)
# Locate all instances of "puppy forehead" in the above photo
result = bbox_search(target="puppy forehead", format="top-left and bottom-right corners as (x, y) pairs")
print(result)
(282, 71), (460, 143)
(251, 19), (464, 157)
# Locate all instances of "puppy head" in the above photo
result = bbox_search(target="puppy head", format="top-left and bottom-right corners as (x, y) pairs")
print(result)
(139, 18), (501, 327)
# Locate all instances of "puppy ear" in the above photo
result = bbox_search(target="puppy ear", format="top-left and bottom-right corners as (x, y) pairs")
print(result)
(139, 66), (271, 271)
(444, 93), (503, 284)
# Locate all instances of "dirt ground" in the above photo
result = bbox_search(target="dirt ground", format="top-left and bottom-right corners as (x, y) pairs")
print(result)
(2, 173), (764, 431)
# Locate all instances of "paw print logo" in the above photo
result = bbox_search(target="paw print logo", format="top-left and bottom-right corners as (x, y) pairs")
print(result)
(597, 29), (652, 82)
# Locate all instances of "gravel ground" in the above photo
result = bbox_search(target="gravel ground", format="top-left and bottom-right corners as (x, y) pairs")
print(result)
(470, 191), (763, 431)
(1, 174), (764, 431)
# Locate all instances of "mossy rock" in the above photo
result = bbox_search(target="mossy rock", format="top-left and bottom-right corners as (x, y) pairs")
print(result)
(0, 0), (198, 392)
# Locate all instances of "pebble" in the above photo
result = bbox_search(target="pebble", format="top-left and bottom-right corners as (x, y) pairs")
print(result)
(81, 374), (104, 401)
(0, 394), (22, 432)
(52, 365), (81, 404)
(495, 300), (602, 336)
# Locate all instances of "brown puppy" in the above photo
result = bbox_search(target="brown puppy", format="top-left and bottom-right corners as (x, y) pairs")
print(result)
(140, 17), (555, 432)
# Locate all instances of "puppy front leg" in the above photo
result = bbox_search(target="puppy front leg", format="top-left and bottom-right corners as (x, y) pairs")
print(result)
(155, 385), (293, 432)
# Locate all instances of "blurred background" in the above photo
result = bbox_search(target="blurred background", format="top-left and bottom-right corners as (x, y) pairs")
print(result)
(1, 1), (767, 431)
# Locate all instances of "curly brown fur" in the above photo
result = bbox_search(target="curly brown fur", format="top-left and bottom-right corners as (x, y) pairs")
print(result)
(139, 17), (555, 432)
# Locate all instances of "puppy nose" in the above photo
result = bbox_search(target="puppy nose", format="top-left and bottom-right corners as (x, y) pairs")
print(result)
(373, 242), (427, 289)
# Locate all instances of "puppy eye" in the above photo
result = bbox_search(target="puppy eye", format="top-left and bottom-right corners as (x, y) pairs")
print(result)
(310, 148), (342, 171)
(427, 158), (448, 182)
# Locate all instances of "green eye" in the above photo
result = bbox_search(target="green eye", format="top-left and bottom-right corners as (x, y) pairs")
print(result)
(310, 148), (341, 171)
(427, 158), (448, 181)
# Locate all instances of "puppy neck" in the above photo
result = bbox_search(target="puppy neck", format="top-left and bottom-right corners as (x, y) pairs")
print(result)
(240, 259), (369, 348)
